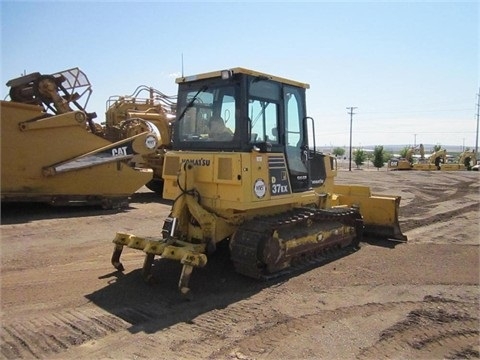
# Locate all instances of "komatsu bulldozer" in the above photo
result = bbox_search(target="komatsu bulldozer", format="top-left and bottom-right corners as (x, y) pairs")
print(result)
(102, 86), (176, 194)
(1, 68), (159, 208)
(111, 68), (406, 294)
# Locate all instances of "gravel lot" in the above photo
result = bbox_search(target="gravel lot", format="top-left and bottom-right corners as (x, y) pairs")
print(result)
(1, 169), (479, 359)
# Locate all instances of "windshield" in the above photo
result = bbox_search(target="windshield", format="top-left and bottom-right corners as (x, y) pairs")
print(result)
(177, 85), (236, 142)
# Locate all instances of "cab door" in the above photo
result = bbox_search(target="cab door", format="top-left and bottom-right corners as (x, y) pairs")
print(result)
(284, 86), (309, 192)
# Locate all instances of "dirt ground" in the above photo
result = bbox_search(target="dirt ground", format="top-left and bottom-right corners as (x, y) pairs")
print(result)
(1, 169), (479, 360)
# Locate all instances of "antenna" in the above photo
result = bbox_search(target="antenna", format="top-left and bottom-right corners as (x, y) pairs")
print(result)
(181, 53), (184, 77)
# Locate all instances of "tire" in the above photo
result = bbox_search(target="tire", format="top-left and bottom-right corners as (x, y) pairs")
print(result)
(145, 178), (164, 195)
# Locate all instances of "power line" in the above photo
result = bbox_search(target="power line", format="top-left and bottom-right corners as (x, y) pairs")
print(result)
(359, 108), (471, 115)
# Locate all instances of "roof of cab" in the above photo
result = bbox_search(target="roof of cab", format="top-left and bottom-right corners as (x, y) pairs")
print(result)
(175, 67), (310, 89)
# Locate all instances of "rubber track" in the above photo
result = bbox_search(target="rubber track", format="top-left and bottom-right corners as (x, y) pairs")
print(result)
(230, 207), (362, 280)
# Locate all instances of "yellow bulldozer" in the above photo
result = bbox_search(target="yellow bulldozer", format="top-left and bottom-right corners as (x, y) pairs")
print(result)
(111, 68), (406, 294)
(1, 68), (159, 208)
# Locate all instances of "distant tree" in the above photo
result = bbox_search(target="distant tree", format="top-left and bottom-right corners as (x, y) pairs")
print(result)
(366, 152), (373, 166)
(332, 147), (345, 158)
(399, 146), (410, 158)
(433, 144), (442, 152)
(353, 149), (366, 168)
(373, 145), (385, 170)
(383, 150), (392, 163)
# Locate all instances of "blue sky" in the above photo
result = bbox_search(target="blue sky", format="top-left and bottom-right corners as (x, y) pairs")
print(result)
(1, 1), (478, 148)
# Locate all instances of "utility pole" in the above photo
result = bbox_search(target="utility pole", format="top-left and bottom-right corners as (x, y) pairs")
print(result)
(476, 89), (479, 154)
(414, 134), (417, 147)
(347, 107), (357, 172)
(181, 53), (184, 77)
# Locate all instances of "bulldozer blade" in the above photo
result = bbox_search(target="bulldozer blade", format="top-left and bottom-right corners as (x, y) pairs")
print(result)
(333, 184), (407, 242)
(359, 196), (407, 242)
(363, 223), (407, 242)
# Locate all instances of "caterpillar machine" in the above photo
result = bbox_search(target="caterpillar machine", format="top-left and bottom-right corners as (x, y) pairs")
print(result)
(388, 147), (414, 171)
(103, 86), (176, 194)
(440, 150), (477, 171)
(1, 68), (159, 208)
(387, 144), (425, 171)
(412, 148), (447, 171)
(111, 68), (407, 295)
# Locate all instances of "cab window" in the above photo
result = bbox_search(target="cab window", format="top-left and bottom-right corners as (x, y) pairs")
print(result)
(248, 79), (280, 144)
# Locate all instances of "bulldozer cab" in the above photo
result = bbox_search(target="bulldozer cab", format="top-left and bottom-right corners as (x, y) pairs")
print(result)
(173, 67), (320, 193)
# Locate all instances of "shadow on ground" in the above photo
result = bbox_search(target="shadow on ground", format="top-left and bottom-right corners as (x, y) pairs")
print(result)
(86, 240), (358, 335)
(86, 241), (268, 334)
(0, 191), (172, 225)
